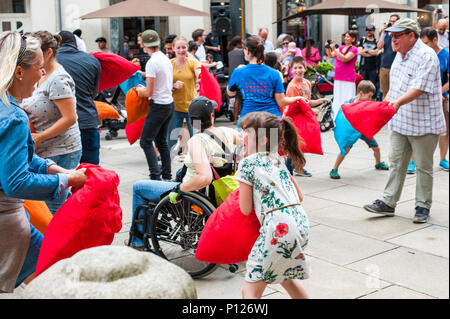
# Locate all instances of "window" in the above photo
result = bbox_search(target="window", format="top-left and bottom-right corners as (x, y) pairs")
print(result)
(0, 0), (26, 14)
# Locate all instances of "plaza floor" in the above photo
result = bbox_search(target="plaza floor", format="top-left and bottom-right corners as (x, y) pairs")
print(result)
(3, 116), (449, 299)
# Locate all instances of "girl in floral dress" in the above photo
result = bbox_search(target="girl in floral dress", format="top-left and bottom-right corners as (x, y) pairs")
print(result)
(236, 112), (311, 299)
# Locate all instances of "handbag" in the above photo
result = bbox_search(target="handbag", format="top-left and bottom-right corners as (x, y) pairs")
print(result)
(317, 100), (335, 132)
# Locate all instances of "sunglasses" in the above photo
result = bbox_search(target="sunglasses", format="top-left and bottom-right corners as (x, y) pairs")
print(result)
(283, 42), (289, 45)
(390, 31), (411, 39)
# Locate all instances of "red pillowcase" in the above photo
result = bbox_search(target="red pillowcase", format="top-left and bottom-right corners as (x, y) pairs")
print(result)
(125, 117), (145, 145)
(195, 189), (261, 265)
(92, 52), (140, 92)
(198, 65), (222, 111)
(341, 100), (396, 140)
(284, 99), (323, 155)
(35, 164), (122, 276)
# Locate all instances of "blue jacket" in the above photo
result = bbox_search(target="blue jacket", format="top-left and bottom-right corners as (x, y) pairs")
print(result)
(0, 96), (64, 200)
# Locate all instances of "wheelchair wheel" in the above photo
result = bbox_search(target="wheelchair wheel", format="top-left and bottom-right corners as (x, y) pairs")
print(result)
(150, 192), (218, 279)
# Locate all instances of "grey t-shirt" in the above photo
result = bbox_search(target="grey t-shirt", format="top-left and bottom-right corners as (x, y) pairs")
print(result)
(22, 65), (82, 158)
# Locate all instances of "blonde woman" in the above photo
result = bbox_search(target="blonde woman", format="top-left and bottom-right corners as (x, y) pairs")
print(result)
(168, 36), (202, 152)
(0, 32), (86, 293)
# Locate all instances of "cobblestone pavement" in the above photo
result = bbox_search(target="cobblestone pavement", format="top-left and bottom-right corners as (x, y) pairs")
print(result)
(3, 116), (448, 299)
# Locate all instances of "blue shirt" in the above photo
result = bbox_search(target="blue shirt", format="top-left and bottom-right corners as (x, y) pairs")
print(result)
(228, 64), (285, 118)
(57, 44), (101, 130)
(380, 33), (396, 69)
(438, 48), (449, 99)
(0, 96), (67, 200)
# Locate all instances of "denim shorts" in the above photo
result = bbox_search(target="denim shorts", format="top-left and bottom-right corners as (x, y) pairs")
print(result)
(360, 135), (379, 148)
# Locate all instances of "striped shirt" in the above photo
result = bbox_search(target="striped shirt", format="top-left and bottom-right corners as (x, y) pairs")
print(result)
(388, 39), (446, 136)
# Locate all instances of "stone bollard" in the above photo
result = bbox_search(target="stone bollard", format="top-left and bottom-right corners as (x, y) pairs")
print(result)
(20, 245), (197, 299)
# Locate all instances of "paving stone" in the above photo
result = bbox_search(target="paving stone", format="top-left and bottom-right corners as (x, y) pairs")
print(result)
(306, 202), (429, 240)
(387, 225), (449, 258)
(268, 256), (390, 299)
(395, 200), (449, 228)
(347, 247), (449, 299)
(360, 285), (436, 299)
(306, 225), (397, 265)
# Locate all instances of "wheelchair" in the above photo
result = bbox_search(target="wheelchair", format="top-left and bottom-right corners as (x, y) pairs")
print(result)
(128, 180), (239, 279)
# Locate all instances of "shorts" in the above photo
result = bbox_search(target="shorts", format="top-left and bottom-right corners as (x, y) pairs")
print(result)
(360, 135), (379, 148)
(379, 67), (390, 94)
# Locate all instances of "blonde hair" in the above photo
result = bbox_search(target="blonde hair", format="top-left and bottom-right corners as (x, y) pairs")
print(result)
(0, 31), (41, 104)
(173, 36), (188, 47)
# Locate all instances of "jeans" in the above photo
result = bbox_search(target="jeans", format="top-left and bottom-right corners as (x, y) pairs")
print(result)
(46, 149), (82, 215)
(167, 110), (194, 151)
(15, 212), (43, 288)
(130, 180), (180, 247)
(140, 102), (174, 180)
(360, 68), (378, 87)
(80, 128), (100, 165)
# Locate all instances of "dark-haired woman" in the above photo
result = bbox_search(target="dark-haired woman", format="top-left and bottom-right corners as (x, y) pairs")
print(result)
(329, 31), (359, 118)
(302, 39), (321, 68)
(227, 36), (300, 129)
(22, 31), (81, 215)
(127, 96), (241, 249)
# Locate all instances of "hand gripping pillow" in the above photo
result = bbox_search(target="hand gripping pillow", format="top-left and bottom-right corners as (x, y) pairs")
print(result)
(284, 99), (323, 155)
(342, 100), (396, 140)
(198, 65), (222, 111)
(195, 189), (260, 265)
(95, 101), (120, 121)
(125, 88), (150, 125)
(333, 108), (362, 156)
(35, 164), (122, 276)
(92, 52), (140, 92)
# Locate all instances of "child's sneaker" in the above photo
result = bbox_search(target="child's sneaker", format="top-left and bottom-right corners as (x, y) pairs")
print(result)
(375, 162), (389, 170)
(329, 169), (340, 179)
(439, 159), (449, 171)
(407, 161), (416, 174)
(295, 168), (312, 177)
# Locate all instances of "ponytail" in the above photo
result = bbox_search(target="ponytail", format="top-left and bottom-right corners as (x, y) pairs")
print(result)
(280, 117), (306, 171)
(245, 35), (265, 64)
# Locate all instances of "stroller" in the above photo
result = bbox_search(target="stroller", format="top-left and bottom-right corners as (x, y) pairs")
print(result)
(95, 86), (128, 140)
(307, 67), (335, 132)
(213, 73), (235, 122)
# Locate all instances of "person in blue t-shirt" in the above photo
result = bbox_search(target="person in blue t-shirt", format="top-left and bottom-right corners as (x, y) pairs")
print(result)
(227, 36), (300, 129)
(420, 27), (449, 171)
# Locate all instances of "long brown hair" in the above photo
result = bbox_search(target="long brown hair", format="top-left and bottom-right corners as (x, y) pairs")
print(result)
(240, 112), (306, 170)
(245, 35), (265, 64)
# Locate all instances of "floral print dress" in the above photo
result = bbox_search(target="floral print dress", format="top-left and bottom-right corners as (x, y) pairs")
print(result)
(236, 152), (311, 284)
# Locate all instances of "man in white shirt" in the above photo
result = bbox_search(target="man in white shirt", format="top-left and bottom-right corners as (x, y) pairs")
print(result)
(136, 29), (175, 181)
(192, 28), (207, 62)
(433, 9), (449, 51)
(364, 19), (446, 224)
(258, 27), (274, 53)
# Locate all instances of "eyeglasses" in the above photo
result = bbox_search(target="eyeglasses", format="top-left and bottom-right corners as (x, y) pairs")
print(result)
(390, 31), (411, 39)
(283, 42), (289, 45)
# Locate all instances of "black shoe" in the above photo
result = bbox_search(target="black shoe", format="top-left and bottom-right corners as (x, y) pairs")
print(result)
(363, 200), (395, 216)
(413, 206), (430, 224)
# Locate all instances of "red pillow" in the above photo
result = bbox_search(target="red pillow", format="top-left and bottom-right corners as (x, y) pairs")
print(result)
(195, 189), (260, 265)
(92, 52), (140, 92)
(35, 164), (122, 276)
(125, 117), (145, 145)
(284, 100), (323, 155)
(341, 101), (396, 140)
(198, 65), (222, 111)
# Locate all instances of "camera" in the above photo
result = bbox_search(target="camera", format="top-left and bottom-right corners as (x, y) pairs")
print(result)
(387, 22), (392, 28)
(437, 8), (443, 14)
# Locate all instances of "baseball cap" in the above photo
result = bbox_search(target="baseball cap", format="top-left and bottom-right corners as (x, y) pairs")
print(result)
(188, 97), (217, 120)
(385, 18), (420, 33)
(95, 37), (107, 43)
(365, 24), (376, 31)
(142, 30), (160, 47)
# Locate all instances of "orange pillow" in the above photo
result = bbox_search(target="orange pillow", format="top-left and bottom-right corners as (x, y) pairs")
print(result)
(95, 101), (120, 121)
(28, 119), (35, 133)
(23, 200), (53, 234)
(125, 88), (149, 125)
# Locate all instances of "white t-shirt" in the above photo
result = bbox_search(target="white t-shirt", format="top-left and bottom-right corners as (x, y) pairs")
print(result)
(145, 50), (174, 104)
(438, 32), (449, 51)
(74, 35), (87, 52)
(195, 44), (206, 62)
